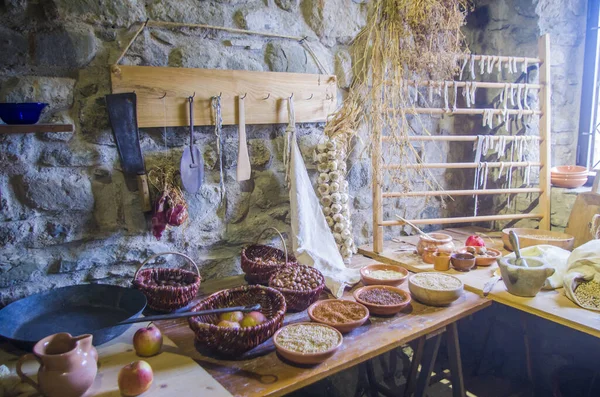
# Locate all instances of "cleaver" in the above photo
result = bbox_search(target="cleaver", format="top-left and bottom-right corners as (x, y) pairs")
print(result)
(105, 92), (152, 212)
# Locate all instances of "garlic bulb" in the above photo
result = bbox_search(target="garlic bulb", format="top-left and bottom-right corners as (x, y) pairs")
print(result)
(325, 216), (334, 227)
(317, 153), (328, 163)
(317, 143), (328, 153)
(318, 173), (330, 184)
(329, 171), (341, 181)
(331, 192), (341, 203)
(332, 213), (345, 223)
(340, 180), (349, 191)
(334, 232), (343, 243)
(318, 184), (330, 196)
(333, 223), (344, 233)
(342, 229), (353, 239)
(331, 203), (342, 214)
(338, 162), (347, 173)
(317, 163), (329, 173)
(340, 193), (349, 204)
(321, 195), (332, 207)
(323, 206), (332, 216)
(341, 247), (353, 257)
(326, 141), (337, 151)
(329, 181), (340, 193)
(327, 151), (337, 160)
(328, 160), (338, 171)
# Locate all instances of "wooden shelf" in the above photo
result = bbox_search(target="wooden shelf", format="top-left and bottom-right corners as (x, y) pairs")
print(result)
(0, 124), (74, 134)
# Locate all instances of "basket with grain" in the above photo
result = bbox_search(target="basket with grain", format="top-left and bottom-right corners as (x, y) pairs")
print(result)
(188, 285), (286, 356)
(241, 227), (298, 285)
(133, 252), (201, 312)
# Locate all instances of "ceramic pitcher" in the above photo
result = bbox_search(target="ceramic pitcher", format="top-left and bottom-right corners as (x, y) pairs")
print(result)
(16, 333), (98, 397)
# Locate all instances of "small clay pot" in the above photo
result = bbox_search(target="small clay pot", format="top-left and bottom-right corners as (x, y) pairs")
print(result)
(422, 247), (437, 264)
(450, 253), (476, 272)
(433, 251), (451, 271)
(416, 233), (455, 256)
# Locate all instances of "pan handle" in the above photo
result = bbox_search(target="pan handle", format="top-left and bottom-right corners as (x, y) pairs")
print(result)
(134, 252), (201, 280)
(117, 304), (261, 325)
(16, 354), (42, 393)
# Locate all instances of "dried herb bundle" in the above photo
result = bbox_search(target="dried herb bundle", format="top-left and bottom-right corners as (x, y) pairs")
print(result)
(331, 0), (470, 192)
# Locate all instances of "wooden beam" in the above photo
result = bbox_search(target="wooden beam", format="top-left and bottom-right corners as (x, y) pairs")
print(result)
(538, 34), (552, 230)
(382, 188), (542, 198)
(110, 65), (337, 127)
(0, 124), (74, 134)
(381, 213), (543, 226)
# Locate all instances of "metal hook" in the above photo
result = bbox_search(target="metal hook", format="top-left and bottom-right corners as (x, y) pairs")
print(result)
(263, 93), (270, 100)
(289, 93), (294, 99)
(241, 93), (247, 100)
(159, 92), (167, 99)
(219, 92), (222, 98)
(189, 92), (196, 100)
(306, 94), (314, 100)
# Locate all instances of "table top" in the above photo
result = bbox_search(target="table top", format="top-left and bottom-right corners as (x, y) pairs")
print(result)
(358, 227), (600, 339)
(157, 256), (490, 397)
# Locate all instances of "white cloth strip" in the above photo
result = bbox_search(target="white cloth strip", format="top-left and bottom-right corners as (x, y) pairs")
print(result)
(459, 56), (468, 80)
(452, 81), (458, 112)
(470, 55), (476, 80)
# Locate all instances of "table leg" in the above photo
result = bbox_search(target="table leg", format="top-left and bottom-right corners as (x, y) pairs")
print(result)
(446, 322), (466, 397)
(365, 359), (380, 397)
(521, 313), (534, 387)
(472, 314), (495, 376)
(414, 333), (442, 397)
(404, 337), (426, 397)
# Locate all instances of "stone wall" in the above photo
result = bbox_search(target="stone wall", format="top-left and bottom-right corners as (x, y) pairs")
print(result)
(0, 0), (587, 305)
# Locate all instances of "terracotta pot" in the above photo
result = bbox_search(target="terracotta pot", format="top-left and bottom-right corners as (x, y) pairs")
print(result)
(416, 233), (455, 256)
(17, 333), (98, 397)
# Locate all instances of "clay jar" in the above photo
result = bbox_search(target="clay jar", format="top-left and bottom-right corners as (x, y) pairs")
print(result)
(433, 251), (451, 271)
(17, 333), (98, 397)
(417, 233), (455, 256)
(421, 247), (437, 264)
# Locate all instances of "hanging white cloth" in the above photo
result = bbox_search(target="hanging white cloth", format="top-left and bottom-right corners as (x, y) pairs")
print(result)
(284, 98), (360, 298)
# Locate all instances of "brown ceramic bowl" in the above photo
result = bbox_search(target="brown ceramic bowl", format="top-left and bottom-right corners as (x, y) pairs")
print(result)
(456, 247), (502, 267)
(450, 252), (476, 272)
(360, 264), (409, 286)
(273, 322), (343, 365)
(408, 273), (464, 306)
(550, 176), (587, 189)
(501, 228), (574, 251)
(353, 285), (412, 316)
(551, 165), (588, 176)
(307, 299), (369, 333)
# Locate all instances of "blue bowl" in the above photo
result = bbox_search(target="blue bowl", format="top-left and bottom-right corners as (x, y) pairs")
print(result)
(0, 103), (49, 125)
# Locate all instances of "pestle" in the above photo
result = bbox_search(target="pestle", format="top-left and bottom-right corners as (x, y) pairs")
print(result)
(509, 230), (528, 267)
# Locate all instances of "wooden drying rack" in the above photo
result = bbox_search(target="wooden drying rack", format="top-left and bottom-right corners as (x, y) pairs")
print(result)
(371, 34), (552, 253)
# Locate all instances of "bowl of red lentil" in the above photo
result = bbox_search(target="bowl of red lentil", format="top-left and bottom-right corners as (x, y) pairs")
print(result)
(308, 299), (369, 333)
(273, 322), (343, 365)
(360, 263), (409, 287)
(353, 285), (412, 316)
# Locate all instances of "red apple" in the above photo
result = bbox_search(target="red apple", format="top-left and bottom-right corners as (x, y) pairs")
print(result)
(217, 320), (241, 328)
(240, 311), (267, 328)
(465, 235), (485, 247)
(133, 324), (163, 357)
(219, 311), (244, 323)
(118, 360), (153, 396)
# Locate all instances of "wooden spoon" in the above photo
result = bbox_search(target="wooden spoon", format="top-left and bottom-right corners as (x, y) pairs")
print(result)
(236, 94), (251, 181)
(395, 215), (434, 239)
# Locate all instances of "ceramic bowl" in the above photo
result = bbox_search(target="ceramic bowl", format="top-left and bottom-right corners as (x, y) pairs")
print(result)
(550, 165), (588, 176)
(408, 273), (464, 306)
(456, 247), (501, 267)
(353, 285), (411, 316)
(307, 299), (369, 333)
(273, 322), (343, 365)
(550, 176), (587, 189)
(0, 103), (48, 125)
(501, 228), (574, 251)
(450, 252), (476, 271)
(360, 264), (409, 287)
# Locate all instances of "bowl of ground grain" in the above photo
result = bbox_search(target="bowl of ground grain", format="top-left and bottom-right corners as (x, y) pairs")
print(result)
(353, 285), (412, 315)
(308, 299), (369, 333)
(408, 273), (464, 306)
(273, 322), (343, 365)
(360, 264), (409, 286)
(502, 228), (574, 251)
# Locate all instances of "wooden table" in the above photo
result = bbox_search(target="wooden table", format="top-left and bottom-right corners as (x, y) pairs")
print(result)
(158, 265), (490, 397)
(358, 227), (600, 339)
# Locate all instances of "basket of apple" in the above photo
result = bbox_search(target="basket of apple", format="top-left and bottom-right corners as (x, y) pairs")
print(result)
(241, 227), (298, 285)
(188, 285), (286, 356)
(133, 252), (202, 312)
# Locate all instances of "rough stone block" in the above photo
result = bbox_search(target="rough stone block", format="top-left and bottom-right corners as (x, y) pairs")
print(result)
(265, 42), (316, 73)
(33, 26), (98, 71)
(301, 0), (366, 46)
(275, 0), (299, 11)
(235, 4), (312, 38)
(335, 49), (353, 88)
(0, 75), (75, 116)
(147, 0), (225, 25)
(0, 26), (27, 73)
(249, 139), (272, 168)
(49, 0), (147, 27)
(16, 172), (94, 212)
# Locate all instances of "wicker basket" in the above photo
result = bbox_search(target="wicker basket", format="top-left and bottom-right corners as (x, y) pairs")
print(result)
(188, 285), (286, 356)
(241, 227), (298, 285)
(133, 252), (201, 312)
(269, 265), (326, 312)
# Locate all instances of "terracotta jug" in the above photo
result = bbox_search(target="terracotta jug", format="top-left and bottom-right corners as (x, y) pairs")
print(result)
(17, 333), (98, 397)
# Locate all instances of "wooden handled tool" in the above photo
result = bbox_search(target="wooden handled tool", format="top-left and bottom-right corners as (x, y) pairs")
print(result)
(236, 95), (251, 181)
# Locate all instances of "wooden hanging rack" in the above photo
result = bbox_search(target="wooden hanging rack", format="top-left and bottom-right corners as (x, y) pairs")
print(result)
(369, 34), (552, 254)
